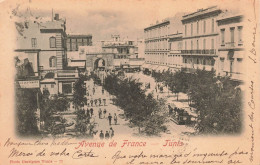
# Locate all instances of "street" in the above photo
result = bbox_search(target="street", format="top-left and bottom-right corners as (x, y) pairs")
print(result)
(52, 71), (195, 139)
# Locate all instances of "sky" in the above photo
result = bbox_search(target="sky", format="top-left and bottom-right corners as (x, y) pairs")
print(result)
(12, 0), (244, 42)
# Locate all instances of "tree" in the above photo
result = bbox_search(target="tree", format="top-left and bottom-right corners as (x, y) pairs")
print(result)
(103, 74), (167, 136)
(73, 75), (87, 110)
(16, 88), (39, 136)
(188, 70), (242, 134)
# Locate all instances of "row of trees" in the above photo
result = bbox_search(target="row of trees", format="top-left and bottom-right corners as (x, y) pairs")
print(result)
(103, 74), (167, 136)
(16, 88), (70, 136)
(151, 69), (242, 134)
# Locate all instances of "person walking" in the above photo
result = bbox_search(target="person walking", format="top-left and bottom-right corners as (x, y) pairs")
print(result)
(105, 131), (110, 139)
(86, 109), (90, 118)
(90, 108), (94, 117)
(93, 87), (95, 95)
(103, 109), (107, 118)
(99, 98), (102, 106)
(102, 88), (104, 95)
(108, 113), (112, 126)
(94, 99), (97, 106)
(99, 130), (104, 140)
(98, 108), (102, 119)
(103, 98), (106, 106)
(90, 99), (93, 107)
(109, 127), (114, 139)
(114, 113), (118, 125)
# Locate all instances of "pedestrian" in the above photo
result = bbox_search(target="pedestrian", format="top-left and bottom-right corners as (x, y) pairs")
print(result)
(98, 108), (102, 119)
(103, 109), (107, 118)
(99, 130), (104, 140)
(108, 113), (112, 125)
(93, 87), (95, 95)
(105, 131), (110, 139)
(99, 98), (102, 106)
(114, 113), (118, 125)
(90, 108), (94, 117)
(103, 98), (106, 106)
(90, 99), (93, 107)
(94, 99), (97, 106)
(86, 109), (90, 118)
(109, 127), (114, 139)
(102, 88), (104, 95)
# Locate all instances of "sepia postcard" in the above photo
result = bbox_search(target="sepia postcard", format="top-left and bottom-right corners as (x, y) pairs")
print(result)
(0, 0), (259, 164)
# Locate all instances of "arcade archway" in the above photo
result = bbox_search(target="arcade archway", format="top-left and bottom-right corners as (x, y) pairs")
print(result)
(94, 58), (105, 71)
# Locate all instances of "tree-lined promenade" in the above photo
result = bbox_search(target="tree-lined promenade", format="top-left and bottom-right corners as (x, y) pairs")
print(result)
(103, 73), (167, 136)
(151, 69), (242, 134)
(15, 69), (242, 137)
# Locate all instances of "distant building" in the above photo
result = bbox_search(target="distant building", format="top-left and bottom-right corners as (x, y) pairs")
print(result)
(181, 6), (222, 72)
(66, 34), (92, 51)
(144, 20), (170, 72)
(216, 13), (244, 82)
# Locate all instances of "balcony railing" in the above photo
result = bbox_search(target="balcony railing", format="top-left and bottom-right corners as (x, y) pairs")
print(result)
(225, 42), (235, 48)
(181, 49), (216, 55)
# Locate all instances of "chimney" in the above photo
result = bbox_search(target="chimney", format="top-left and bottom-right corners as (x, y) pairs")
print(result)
(54, 13), (59, 20)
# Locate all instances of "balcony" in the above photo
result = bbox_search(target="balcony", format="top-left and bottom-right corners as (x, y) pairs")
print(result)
(219, 42), (244, 50)
(181, 49), (216, 55)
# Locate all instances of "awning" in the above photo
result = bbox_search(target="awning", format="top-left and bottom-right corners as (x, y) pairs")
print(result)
(156, 65), (169, 72)
(142, 63), (151, 69)
(151, 65), (159, 70)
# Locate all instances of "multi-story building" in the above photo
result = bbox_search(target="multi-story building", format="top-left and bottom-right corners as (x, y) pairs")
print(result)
(181, 6), (222, 72)
(168, 32), (183, 72)
(15, 14), (79, 98)
(216, 13), (244, 82)
(144, 20), (170, 71)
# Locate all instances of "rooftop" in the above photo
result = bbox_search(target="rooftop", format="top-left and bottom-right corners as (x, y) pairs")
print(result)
(182, 6), (221, 22)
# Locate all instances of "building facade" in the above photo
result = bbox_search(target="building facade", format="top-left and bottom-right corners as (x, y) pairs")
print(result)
(144, 20), (170, 70)
(66, 34), (92, 52)
(216, 14), (244, 82)
(181, 6), (222, 72)
(15, 14), (79, 98)
(168, 33), (183, 72)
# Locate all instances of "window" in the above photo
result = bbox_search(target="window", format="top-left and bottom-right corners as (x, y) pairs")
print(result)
(230, 27), (235, 46)
(197, 40), (199, 50)
(31, 38), (37, 48)
(212, 19), (214, 33)
(211, 39), (214, 49)
(49, 37), (56, 48)
(77, 38), (83, 46)
(185, 41), (187, 50)
(221, 29), (225, 45)
(191, 23), (193, 36)
(203, 20), (206, 34)
(191, 40), (193, 50)
(203, 39), (206, 49)
(185, 25), (187, 36)
(71, 39), (76, 51)
(197, 21), (199, 34)
(49, 56), (56, 67)
(238, 26), (243, 43)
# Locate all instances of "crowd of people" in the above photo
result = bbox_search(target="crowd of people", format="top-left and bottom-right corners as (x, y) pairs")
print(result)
(80, 80), (119, 139)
